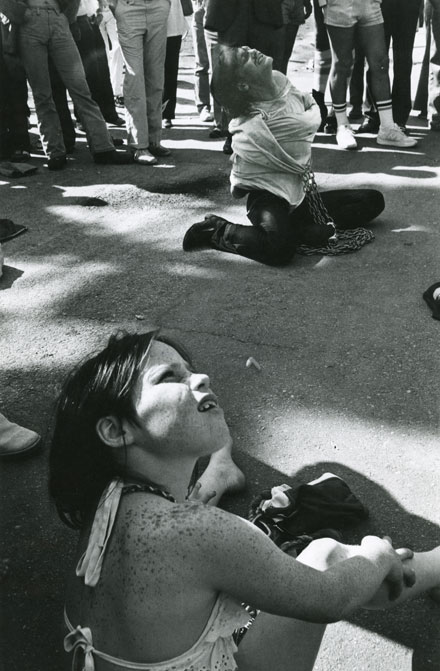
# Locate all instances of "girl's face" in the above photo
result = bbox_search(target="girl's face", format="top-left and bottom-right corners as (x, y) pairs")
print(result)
(130, 341), (231, 459)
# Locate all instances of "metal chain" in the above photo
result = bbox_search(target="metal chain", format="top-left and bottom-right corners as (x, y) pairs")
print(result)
(301, 165), (335, 228)
(296, 228), (375, 256)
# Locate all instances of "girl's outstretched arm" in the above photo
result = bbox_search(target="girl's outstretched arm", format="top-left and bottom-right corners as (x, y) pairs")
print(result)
(184, 505), (413, 623)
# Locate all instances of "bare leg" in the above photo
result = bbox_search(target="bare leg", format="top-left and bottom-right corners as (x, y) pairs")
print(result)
(326, 25), (356, 107)
(196, 440), (245, 506)
(234, 540), (334, 671)
(235, 541), (440, 671)
(358, 24), (391, 103)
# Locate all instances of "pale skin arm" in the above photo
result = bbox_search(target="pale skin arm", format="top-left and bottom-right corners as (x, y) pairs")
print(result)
(184, 505), (419, 623)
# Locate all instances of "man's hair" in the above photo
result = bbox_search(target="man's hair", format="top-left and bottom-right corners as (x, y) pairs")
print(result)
(211, 45), (252, 118)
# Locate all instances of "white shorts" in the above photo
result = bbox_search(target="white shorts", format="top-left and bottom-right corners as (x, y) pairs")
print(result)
(323, 0), (384, 28)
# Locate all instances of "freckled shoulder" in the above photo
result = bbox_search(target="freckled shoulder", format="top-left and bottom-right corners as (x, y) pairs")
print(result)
(116, 496), (245, 558)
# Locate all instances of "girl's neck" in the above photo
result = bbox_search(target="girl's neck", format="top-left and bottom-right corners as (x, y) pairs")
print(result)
(123, 454), (197, 503)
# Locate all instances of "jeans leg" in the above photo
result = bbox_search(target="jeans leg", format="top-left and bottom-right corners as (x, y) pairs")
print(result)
(313, 0), (330, 52)
(49, 56), (76, 150)
(278, 23), (300, 75)
(191, 4), (210, 111)
(87, 19), (118, 119)
(76, 16), (115, 118)
(205, 29), (228, 130)
(46, 11), (114, 154)
(319, 189), (385, 228)
(429, 2), (440, 123)
(163, 35), (181, 120)
(212, 191), (297, 266)
(143, 0), (170, 145)
(414, 16), (431, 115)
(100, 9), (124, 96)
(381, 0), (422, 126)
(116, 0), (151, 148)
(19, 10), (66, 159)
(3, 54), (30, 152)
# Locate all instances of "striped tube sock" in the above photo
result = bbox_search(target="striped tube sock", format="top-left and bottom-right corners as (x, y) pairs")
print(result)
(333, 102), (348, 126)
(376, 99), (394, 129)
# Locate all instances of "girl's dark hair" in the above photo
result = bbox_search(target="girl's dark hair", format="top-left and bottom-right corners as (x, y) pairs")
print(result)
(211, 45), (252, 119)
(49, 330), (192, 529)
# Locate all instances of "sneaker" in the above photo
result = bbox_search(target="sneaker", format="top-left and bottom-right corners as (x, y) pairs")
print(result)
(148, 143), (171, 157)
(376, 123), (418, 147)
(199, 106), (214, 123)
(114, 95), (125, 107)
(336, 124), (357, 150)
(133, 148), (157, 165)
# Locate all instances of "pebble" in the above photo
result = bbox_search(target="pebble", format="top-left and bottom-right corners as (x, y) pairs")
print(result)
(246, 357), (261, 371)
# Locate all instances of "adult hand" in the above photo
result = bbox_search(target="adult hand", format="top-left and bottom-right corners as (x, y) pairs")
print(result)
(363, 536), (415, 607)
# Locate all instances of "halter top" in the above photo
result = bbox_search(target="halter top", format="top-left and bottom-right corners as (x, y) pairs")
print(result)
(63, 479), (251, 671)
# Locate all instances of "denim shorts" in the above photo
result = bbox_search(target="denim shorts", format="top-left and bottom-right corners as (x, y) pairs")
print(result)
(323, 0), (383, 27)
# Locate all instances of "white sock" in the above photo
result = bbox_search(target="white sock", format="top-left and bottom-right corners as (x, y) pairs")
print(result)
(334, 103), (349, 127)
(376, 101), (394, 130)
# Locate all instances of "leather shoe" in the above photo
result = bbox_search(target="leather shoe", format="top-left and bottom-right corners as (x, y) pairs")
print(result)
(183, 215), (227, 251)
(93, 150), (133, 164)
(356, 116), (379, 134)
(47, 155), (67, 170)
(0, 219), (27, 244)
(222, 134), (233, 155)
(148, 144), (171, 157)
(0, 414), (41, 458)
(209, 127), (228, 139)
(105, 115), (125, 126)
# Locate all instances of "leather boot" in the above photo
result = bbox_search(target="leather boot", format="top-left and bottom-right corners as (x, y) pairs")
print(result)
(183, 215), (229, 251)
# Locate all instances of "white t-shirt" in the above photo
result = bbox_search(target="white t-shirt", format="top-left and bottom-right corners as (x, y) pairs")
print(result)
(229, 73), (321, 208)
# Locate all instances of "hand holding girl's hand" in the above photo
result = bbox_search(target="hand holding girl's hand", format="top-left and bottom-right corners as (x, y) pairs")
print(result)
(362, 536), (416, 607)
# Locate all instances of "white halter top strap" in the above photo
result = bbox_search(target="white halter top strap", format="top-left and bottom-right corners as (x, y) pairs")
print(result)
(76, 478), (124, 587)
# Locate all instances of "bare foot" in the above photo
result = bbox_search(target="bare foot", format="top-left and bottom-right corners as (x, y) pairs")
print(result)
(196, 457), (245, 506)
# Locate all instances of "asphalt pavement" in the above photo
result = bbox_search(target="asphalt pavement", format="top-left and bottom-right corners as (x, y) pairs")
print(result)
(1, 21), (439, 671)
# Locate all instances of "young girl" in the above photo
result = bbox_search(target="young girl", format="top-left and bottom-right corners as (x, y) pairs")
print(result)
(51, 330), (439, 671)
